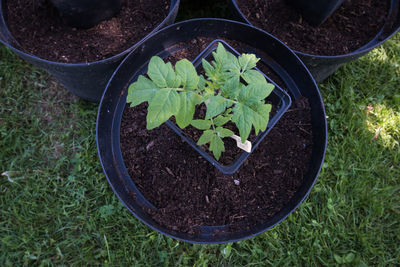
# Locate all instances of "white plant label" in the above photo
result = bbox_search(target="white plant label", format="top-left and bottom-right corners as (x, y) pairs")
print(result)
(230, 135), (252, 153)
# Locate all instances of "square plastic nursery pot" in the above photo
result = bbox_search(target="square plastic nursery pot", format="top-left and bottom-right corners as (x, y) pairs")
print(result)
(165, 39), (292, 174)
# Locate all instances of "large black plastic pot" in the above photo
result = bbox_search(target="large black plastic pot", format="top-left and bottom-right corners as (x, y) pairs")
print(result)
(230, 0), (400, 82)
(96, 18), (327, 244)
(0, 0), (180, 102)
(50, 0), (122, 29)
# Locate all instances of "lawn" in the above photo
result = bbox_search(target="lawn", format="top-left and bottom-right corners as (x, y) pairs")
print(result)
(1, 0), (399, 265)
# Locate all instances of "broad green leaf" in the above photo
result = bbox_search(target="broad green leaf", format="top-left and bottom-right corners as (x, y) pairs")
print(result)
(221, 75), (240, 99)
(191, 119), (212, 130)
(147, 56), (177, 88)
(334, 254), (343, 264)
(205, 95), (232, 119)
(213, 43), (240, 73)
(213, 43), (228, 66)
(247, 101), (271, 134)
(239, 53), (259, 72)
(127, 76), (159, 107)
(225, 51), (240, 72)
(147, 89), (180, 129)
(231, 103), (253, 143)
(175, 59), (199, 90)
(344, 253), (355, 263)
(216, 127), (234, 138)
(213, 114), (232, 126)
(232, 102), (270, 142)
(241, 69), (265, 84)
(198, 75), (207, 91)
(175, 92), (201, 128)
(202, 59), (215, 81)
(197, 130), (214, 145)
(238, 79), (274, 102)
(209, 134), (225, 160)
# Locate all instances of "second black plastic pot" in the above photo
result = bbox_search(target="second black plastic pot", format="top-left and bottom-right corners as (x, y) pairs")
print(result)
(230, 0), (400, 82)
(50, 0), (122, 29)
(0, 0), (180, 102)
(286, 0), (345, 26)
(97, 18), (327, 244)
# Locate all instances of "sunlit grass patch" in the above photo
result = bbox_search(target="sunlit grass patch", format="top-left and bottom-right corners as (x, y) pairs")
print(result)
(365, 103), (399, 149)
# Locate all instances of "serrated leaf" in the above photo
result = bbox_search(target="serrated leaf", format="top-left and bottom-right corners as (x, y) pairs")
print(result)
(205, 95), (232, 119)
(175, 59), (199, 90)
(147, 56), (177, 88)
(213, 114), (232, 126)
(221, 75), (240, 99)
(147, 89), (180, 129)
(209, 134), (225, 160)
(198, 75), (207, 91)
(247, 101), (271, 134)
(213, 43), (240, 75)
(225, 51), (240, 72)
(216, 127), (234, 138)
(232, 102), (271, 142)
(175, 92), (200, 128)
(202, 59), (215, 81)
(197, 130), (214, 145)
(213, 43), (228, 66)
(127, 76), (159, 107)
(231, 104), (253, 143)
(239, 53), (259, 72)
(191, 119), (212, 130)
(238, 79), (274, 102)
(241, 69), (265, 84)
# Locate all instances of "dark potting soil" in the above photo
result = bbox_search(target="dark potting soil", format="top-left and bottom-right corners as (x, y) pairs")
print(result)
(237, 0), (389, 55)
(5, 0), (170, 63)
(120, 38), (313, 233)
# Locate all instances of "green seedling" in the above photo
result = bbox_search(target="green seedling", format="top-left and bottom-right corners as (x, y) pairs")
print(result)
(127, 43), (274, 160)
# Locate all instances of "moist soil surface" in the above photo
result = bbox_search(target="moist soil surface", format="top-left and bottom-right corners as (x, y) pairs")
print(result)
(120, 38), (314, 233)
(236, 0), (389, 55)
(5, 0), (170, 63)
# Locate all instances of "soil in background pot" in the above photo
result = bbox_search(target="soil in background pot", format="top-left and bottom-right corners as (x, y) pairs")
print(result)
(236, 0), (389, 55)
(6, 0), (170, 63)
(120, 37), (313, 233)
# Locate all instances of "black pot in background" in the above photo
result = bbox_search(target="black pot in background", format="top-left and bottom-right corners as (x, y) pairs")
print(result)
(50, 0), (122, 29)
(0, 0), (180, 102)
(230, 0), (400, 82)
(286, 0), (345, 26)
(96, 18), (327, 244)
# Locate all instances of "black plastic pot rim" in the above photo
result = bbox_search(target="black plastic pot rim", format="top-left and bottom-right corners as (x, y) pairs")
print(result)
(230, 0), (400, 59)
(0, 0), (180, 67)
(96, 18), (327, 244)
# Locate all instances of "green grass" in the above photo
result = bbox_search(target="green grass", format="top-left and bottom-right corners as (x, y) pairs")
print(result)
(1, 2), (400, 265)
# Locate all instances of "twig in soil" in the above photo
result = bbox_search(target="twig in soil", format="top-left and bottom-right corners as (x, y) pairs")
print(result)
(298, 127), (311, 135)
